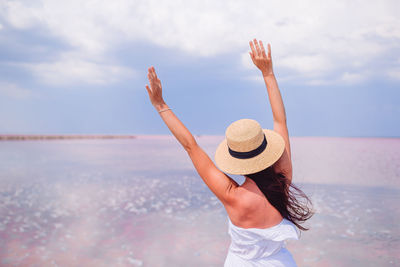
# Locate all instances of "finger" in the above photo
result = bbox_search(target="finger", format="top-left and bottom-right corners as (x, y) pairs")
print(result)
(249, 52), (256, 64)
(249, 52), (255, 61)
(148, 68), (154, 79)
(268, 43), (271, 59)
(145, 84), (151, 94)
(148, 73), (154, 83)
(151, 66), (157, 79)
(249, 41), (256, 56)
(254, 38), (261, 57)
(148, 66), (154, 78)
(150, 67), (155, 79)
(260, 40), (267, 58)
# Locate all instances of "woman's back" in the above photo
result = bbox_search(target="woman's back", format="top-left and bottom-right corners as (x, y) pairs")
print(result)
(225, 177), (283, 229)
(224, 178), (299, 266)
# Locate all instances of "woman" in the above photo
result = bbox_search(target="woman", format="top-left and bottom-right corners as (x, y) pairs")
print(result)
(145, 39), (313, 266)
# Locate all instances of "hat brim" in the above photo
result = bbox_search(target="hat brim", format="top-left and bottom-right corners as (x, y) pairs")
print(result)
(214, 129), (285, 175)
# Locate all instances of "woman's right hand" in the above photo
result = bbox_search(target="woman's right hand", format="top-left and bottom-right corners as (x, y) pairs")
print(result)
(145, 66), (166, 109)
(249, 39), (274, 77)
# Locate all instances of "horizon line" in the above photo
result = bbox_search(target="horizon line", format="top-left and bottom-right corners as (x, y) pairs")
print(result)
(0, 134), (399, 141)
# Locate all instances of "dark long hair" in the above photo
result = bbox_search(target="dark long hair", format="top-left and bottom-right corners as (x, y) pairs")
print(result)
(246, 166), (313, 231)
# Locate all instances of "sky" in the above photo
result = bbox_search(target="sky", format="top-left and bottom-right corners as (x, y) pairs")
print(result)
(0, 0), (399, 137)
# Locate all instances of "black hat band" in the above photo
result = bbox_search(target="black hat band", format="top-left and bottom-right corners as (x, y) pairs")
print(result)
(228, 134), (267, 159)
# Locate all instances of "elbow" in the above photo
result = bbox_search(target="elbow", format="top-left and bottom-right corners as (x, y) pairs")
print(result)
(273, 110), (287, 125)
(183, 137), (198, 152)
(272, 114), (286, 124)
(273, 118), (287, 125)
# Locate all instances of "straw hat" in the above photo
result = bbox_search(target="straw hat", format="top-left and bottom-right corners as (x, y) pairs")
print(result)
(214, 119), (285, 175)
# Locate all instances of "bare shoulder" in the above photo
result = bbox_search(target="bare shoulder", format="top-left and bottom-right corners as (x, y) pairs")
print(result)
(224, 182), (282, 228)
(224, 187), (261, 224)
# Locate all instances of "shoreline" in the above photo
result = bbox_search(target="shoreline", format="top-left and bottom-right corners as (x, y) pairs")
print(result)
(0, 134), (137, 141)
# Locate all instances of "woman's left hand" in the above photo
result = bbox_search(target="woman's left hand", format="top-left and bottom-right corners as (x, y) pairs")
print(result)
(249, 39), (274, 77)
(145, 66), (166, 108)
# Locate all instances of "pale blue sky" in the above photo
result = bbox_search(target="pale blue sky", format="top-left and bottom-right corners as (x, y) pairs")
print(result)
(0, 0), (399, 137)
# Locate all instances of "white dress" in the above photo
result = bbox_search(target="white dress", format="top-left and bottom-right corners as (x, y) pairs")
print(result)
(224, 217), (299, 267)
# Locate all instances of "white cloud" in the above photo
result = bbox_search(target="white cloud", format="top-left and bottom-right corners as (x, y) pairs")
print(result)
(338, 72), (367, 85)
(386, 68), (400, 81)
(305, 79), (333, 86)
(0, 82), (32, 98)
(279, 54), (335, 78)
(21, 52), (136, 86)
(1, 0), (399, 86)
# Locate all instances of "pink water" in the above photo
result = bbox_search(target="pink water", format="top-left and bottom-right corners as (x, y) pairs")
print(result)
(0, 137), (399, 266)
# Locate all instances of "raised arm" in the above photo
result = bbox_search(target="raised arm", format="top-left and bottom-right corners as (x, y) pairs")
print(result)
(249, 39), (293, 181)
(145, 67), (239, 204)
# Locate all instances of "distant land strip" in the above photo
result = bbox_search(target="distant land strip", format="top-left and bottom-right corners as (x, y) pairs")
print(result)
(0, 135), (137, 141)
